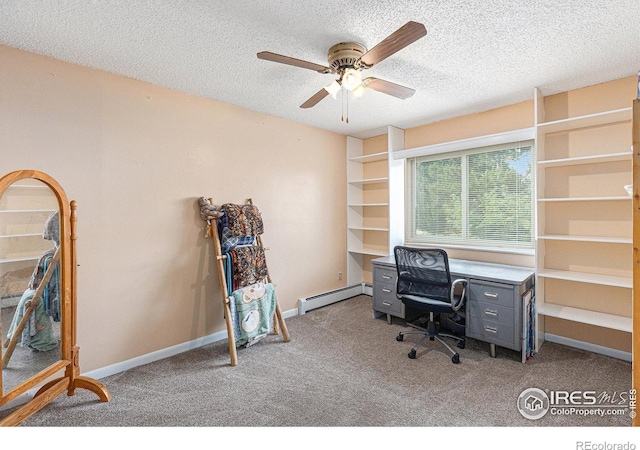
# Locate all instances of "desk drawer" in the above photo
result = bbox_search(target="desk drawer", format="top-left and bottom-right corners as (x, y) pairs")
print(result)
(373, 281), (402, 316)
(374, 266), (397, 284)
(467, 318), (517, 349)
(468, 280), (515, 307)
(468, 300), (514, 325)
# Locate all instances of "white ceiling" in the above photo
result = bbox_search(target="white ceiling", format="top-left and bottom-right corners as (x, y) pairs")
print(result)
(1, 1), (639, 138)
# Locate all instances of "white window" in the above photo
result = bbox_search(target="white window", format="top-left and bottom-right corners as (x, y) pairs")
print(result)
(405, 140), (534, 252)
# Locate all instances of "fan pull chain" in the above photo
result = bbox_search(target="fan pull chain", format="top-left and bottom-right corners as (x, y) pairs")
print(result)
(346, 92), (349, 123)
(341, 89), (349, 123)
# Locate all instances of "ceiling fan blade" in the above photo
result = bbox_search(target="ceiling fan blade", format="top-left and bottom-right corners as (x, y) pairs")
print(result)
(364, 77), (415, 99)
(300, 88), (330, 108)
(359, 21), (427, 67)
(257, 51), (331, 73)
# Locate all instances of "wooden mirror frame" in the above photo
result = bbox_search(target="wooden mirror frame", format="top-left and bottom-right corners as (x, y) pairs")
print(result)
(0, 170), (110, 426)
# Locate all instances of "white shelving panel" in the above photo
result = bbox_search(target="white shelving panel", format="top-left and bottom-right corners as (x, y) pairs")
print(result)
(346, 126), (404, 285)
(537, 151), (632, 168)
(536, 303), (632, 333)
(534, 87), (633, 347)
(0, 181), (57, 305)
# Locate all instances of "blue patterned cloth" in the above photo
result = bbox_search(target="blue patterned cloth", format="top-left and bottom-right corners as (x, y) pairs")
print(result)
(218, 213), (255, 252)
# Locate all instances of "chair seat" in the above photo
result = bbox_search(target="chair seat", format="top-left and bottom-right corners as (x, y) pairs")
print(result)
(398, 294), (453, 314)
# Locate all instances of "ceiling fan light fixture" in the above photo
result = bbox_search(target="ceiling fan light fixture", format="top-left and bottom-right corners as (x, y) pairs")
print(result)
(323, 80), (341, 99)
(341, 68), (362, 91)
(352, 84), (367, 98)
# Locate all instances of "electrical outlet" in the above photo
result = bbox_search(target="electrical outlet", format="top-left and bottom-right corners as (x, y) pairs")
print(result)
(338, 272), (343, 281)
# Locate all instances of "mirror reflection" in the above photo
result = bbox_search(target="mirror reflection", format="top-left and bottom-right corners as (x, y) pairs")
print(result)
(0, 178), (61, 394)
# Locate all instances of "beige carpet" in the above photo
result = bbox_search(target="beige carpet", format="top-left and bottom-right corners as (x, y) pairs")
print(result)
(1, 295), (632, 427)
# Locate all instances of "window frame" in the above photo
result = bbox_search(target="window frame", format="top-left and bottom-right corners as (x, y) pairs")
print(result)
(405, 139), (535, 254)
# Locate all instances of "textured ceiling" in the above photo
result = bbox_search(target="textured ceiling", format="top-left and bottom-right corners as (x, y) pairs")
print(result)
(1, 1), (639, 138)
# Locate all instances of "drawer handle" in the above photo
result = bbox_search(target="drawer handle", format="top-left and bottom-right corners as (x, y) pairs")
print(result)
(382, 275), (392, 280)
(382, 301), (392, 307)
(484, 309), (498, 317)
(483, 292), (499, 299)
(484, 326), (498, 334)
(382, 288), (391, 293)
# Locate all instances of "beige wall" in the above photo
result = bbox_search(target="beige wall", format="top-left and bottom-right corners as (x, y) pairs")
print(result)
(0, 45), (347, 371)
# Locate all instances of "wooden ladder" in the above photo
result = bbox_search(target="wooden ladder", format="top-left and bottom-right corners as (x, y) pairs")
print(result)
(205, 198), (290, 366)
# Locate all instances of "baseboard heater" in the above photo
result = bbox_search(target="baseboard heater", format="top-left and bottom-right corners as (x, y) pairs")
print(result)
(298, 283), (371, 315)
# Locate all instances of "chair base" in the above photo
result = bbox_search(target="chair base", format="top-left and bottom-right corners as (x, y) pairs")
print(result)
(396, 312), (465, 364)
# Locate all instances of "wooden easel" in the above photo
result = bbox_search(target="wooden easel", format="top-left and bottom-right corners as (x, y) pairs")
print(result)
(204, 198), (290, 366)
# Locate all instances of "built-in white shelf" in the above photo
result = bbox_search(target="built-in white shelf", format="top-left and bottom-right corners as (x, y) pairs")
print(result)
(0, 233), (44, 239)
(537, 196), (630, 202)
(537, 107), (632, 134)
(537, 269), (632, 288)
(346, 128), (405, 285)
(0, 256), (40, 264)
(537, 234), (632, 244)
(537, 152), (632, 168)
(347, 247), (389, 257)
(537, 302), (632, 333)
(0, 209), (56, 213)
(348, 226), (389, 232)
(534, 90), (634, 349)
(347, 203), (389, 207)
(347, 177), (389, 185)
(348, 151), (388, 163)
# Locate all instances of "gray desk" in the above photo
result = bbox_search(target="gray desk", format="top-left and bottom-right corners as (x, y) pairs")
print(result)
(371, 255), (535, 363)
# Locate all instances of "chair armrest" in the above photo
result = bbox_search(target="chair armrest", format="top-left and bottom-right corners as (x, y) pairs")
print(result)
(451, 278), (467, 312)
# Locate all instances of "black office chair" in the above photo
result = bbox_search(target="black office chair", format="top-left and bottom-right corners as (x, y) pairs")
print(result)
(394, 246), (467, 364)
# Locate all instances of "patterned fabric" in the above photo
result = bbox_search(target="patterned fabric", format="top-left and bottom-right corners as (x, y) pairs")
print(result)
(218, 214), (255, 252)
(27, 249), (60, 322)
(220, 203), (264, 237)
(231, 245), (268, 287)
(6, 289), (58, 352)
(229, 283), (276, 347)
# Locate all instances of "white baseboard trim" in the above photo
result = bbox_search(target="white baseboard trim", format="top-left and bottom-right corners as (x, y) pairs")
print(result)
(297, 284), (366, 315)
(543, 333), (632, 362)
(85, 306), (300, 381)
(89, 287), (369, 382)
(89, 288), (367, 382)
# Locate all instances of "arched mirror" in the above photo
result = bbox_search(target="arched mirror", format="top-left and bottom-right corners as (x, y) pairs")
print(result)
(0, 170), (109, 426)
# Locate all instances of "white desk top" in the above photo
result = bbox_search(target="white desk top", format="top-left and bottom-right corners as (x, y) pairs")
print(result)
(371, 255), (534, 286)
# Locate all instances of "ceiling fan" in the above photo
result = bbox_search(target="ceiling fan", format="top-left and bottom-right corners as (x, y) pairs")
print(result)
(257, 21), (427, 110)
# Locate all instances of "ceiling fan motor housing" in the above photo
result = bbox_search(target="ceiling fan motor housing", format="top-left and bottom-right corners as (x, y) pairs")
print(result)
(327, 42), (367, 73)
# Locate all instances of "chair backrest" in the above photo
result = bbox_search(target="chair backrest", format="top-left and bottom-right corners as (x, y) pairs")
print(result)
(394, 246), (452, 302)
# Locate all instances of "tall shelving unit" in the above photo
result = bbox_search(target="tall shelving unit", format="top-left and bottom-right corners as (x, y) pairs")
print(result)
(346, 126), (404, 285)
(534, 87), (634, 353)
(0, 180), (57, 308)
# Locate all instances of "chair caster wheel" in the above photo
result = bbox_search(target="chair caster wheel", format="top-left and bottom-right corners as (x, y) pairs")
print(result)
(457, 340), (465, 349)
(452, 354), (460, 364)
(408, 349), (417, 359)
(396, 334), (404, 342)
